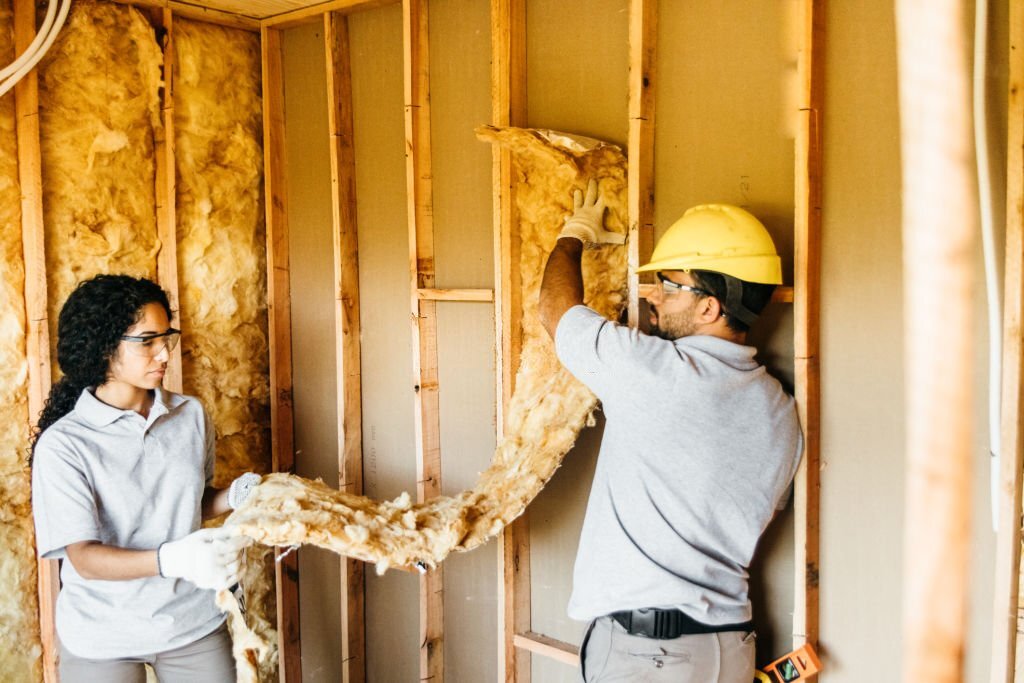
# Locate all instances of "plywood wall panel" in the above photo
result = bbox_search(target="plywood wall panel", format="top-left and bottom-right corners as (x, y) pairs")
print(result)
(349, 5), (419, 681)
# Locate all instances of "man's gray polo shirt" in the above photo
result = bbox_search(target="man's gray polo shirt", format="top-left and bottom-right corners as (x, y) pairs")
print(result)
(32, 387), (224, 658)
(555, 305), (803, 626)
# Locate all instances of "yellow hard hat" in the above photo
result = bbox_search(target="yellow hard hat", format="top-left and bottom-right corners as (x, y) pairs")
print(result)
(637, 204), (782, 285)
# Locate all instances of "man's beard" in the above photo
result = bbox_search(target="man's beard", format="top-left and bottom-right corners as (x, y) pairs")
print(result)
(649, 302), (698, 340)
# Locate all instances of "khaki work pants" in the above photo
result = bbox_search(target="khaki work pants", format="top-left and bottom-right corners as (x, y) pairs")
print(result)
(59, 623), (235, 683)
(580, 615), (756, 682)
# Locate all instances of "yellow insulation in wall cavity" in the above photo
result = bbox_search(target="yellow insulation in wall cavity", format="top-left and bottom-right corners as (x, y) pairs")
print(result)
(173, 19), (275, 681)
(223, 127), (628, 680)
(38, 0), (162, 347)
(174, 18), (270, 485)
(0, 3), (43, 679)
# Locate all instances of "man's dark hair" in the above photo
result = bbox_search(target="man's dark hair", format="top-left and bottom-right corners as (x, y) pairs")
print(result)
(690, 269), (776, 334)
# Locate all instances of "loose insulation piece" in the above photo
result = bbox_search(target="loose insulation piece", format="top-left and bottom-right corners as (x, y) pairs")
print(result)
(174, 18), (270, 485)
(37, 0), (163, 348)
(221, 127), (628, 679)
(0, 3), (43, 679)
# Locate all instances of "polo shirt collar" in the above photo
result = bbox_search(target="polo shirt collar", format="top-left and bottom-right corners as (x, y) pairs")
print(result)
(75, 387), (182, 428)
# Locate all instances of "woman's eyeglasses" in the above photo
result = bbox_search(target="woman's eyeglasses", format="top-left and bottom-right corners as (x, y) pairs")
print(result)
(121, 328), (181, 358)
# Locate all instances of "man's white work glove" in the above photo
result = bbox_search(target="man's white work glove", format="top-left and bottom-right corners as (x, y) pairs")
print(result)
(227, 472), (262, 510)
(157, 527), (248, 590)
(558, 178), (626, 247)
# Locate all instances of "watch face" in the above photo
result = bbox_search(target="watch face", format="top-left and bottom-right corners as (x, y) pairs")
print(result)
(777, 658), (800, 682)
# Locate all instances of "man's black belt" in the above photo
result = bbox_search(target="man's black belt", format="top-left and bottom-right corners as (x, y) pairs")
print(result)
(610, 608), (753, 639)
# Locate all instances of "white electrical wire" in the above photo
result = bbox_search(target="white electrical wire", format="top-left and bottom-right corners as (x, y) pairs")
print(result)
(0, 0), (73, 99)
(973, 0), (1001, 532)
(0, 0), (58, 81)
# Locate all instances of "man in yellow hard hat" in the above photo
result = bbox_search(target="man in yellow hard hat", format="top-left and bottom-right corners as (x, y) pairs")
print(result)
(539, 179), (803, 683)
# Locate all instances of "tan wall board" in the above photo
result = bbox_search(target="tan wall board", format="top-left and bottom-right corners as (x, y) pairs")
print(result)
(281, 21), (343, 683)
(526, 0), (629, 145)
(436, 302), (498, 682)
(529, 421), (602, 683)
(654, 1), (797, 282)
(428, 0), (494, 290)
(819, 1), (1004, 680)
(349, 4), (419, 681)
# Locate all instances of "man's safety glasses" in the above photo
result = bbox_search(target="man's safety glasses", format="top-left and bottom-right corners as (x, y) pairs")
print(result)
(657, 273), (711, 298)
(121, 328), (181, 358)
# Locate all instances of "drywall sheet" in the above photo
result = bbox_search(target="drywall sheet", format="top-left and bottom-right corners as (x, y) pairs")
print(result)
(0, 2), (43, 679)
(526, 0), (629, 147)
(818, 1), (1001, 680)
(428, 0), (498, 678)
(429, 0), (493, 290)
(653, 2), (798, 663)
(37, 0), (162, 350)
(437, 302), (498, 683)
(173, 17), (275, 681)
(281, 20), (343, 683)
(523, 4), (628, 680)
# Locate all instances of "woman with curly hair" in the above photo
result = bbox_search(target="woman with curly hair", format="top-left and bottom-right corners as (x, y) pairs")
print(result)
(31, 274), (260, 682)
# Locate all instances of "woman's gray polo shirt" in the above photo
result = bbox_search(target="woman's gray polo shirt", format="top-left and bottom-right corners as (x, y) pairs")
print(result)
(31, 387), (225, 658)
(555, 305), (803, 626)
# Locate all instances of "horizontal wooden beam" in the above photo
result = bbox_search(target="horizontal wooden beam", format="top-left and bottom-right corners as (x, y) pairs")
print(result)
(261, 0), (395, 29)
(417, 288), (494, 302)
(512, 632), (579, 668)
(637, 284), (795, 304)
(108, 0), (261, 30)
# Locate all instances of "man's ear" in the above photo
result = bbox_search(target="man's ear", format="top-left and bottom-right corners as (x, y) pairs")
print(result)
(697, 296), (723, 323)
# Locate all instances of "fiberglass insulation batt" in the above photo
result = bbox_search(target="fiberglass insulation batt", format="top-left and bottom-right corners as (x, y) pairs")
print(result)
(173, 18), (276, 681)
(0, 1), (43, 680)
(37, 0), (163, 343)
(174, 18), (271, 485)
(221, 127), (628, 679)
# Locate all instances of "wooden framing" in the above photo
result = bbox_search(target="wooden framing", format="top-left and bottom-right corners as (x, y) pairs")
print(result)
(402, 1), (444, 679)
(896, 0), (974, 678)
(792, 0), (823, 649)
(324, 11), (366, 682)
(992, 0), (1024, 679)
(626, 0), (656, 329)
(152, 7), (185, 394)
(14, 0), (57, 679)
(261, 25), (303, 683)
(111, 0), (261, 30)
(490, 0), (529, 680)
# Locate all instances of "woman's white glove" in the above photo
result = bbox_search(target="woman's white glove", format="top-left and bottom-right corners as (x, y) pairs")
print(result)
(227, 472), (262, 510)
(558, 179), (626, 247)
(157, 527), (248, 590)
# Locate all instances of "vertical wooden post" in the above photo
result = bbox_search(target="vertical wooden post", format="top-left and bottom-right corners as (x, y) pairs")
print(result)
(490, 0), (528, 680)
(626, 0), (656, 329)
(153, 7), (184, 394)
(260, 25), (302, 683)
(992, 0), (1024, 679)
(402, 1), (444, 679)
(14, 1), (56, 679)
(894, 1), (974, 680)
(792, 0), (823, 650)
(324, 12), (366, 683)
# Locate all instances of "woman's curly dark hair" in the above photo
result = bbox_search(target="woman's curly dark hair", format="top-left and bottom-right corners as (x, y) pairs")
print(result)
(32, 275), (171, 452)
